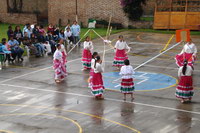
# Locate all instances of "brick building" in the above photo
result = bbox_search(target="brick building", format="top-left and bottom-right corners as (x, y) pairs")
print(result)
(0, 0), (155, 27)
(0, 0), (48, 25)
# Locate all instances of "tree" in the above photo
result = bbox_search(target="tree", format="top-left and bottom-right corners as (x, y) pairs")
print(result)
(120, 0), (147, 21)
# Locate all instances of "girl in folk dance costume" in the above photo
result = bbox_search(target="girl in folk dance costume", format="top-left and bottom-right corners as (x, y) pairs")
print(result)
(91, 56), (105, 99)
(176, 60), (194, 103)
(175, 39), (197, 67)
(53, 44), (67, 83)
(89, 52), (98, 88)
(120, 59), (135, 101)
(113, 35), (130, 69)
(82, 36), (93, 70)
(59, 39), (67, 67)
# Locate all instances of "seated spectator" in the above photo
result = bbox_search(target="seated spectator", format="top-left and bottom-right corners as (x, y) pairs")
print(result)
(0, 38), (14, 63)
(32, 38), (45, 57)
(47, 24), (54, 34)
(59, 29), (66, 41)
(25, 25), (33, 38)
(32, 25), (40, 37)
(22, 33), (37, 56)
(8, 36), (24, 62)
(39, 25), (46, 35)
(64, 27), (74, 45)
(46, 31), (57, 54)
(65, 23), (71, 31)
(43, 41), (52, 55)
(14, 25), (23, 45)
(7, 25), (14, 40)
(53, 25), (59, 41)
(23, 23), (30, 35)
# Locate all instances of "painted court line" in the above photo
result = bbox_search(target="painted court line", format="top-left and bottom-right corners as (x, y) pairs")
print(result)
(1, 84), (200, 115)
(105, 61), (200, 72)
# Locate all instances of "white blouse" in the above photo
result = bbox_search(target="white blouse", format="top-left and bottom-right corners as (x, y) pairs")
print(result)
(61, 44), (67, 55)
(64, 31), (72, 37)
(83, 41), (93, 51)
(91, 59), (95, 69)
(120, 65), (135, 79)
(114, 40), (130, 50)
(178, 65), (193, 77)
(53, 49), (62, 61)
(94, 63), (104, 73)
(180, 43), (197, 56)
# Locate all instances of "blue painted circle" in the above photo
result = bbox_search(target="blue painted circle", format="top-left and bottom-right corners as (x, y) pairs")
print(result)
(103, 71), (177, 91)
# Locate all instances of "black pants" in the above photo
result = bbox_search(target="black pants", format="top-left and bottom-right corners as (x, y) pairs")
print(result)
(11, 48), (24, 60)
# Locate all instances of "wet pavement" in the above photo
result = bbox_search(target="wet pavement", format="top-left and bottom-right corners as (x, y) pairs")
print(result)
(0, 31), (200, 133)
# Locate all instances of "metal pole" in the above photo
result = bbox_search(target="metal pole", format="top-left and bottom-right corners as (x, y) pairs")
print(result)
(133, 41), (182, 71)
(67, 29), (91, 55)
(75, 0), (78, 22)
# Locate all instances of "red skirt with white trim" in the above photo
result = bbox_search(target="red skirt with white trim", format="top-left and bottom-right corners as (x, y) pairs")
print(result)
(113, 49), (128, 67)
(88, 68), (94, 88)
(82, 49), (92, 69)
(175, 52), (196, 67)
(53, 59), (67, 80)
(121, 78), (135, 94)
(175, 76), (194, 99)
(62, 51), (67, 66)
(91, 72), (105, 96)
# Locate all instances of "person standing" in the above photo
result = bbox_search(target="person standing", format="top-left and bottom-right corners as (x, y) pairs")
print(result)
(71, 21), (81, 45)
(113, 35), (130, 69)
(175, 39), (197, 67)
(90, 56), (105, 99)
(53, 44), (67, 83)
(82, 36), (93, 70)
(58, 39), (67, 67)
(119, 59), (135, 101)
(89, 52), (98, 88)
(175, 60), (194, 103)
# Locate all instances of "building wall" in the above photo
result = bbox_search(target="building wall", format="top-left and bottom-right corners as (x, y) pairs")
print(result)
(0, 0), (48, 24)
(48, 0), (130, 27)
(48, 0), (87, 26)
(1, 0), (155, 27)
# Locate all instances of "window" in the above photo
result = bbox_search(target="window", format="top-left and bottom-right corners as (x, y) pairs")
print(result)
(7, 0), (23, 13)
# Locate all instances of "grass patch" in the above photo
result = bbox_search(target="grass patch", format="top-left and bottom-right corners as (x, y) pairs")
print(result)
(0, 23), (124, 40)
(80, 28), (125, 40)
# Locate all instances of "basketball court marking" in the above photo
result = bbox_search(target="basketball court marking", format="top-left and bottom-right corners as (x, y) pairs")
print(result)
(1, 84), (200, 115)
(0, 104), (141, 133)
(103, 71), (177, 92)
(0, 113), (82, 133)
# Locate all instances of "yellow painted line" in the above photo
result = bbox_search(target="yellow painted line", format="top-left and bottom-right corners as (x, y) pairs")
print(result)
(0, 104), (141, 133)
(0, 113), (82, 133)
(0, 130), (14, 133)
(67, 110), (141, 133)
(160, 35), (175, 53)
